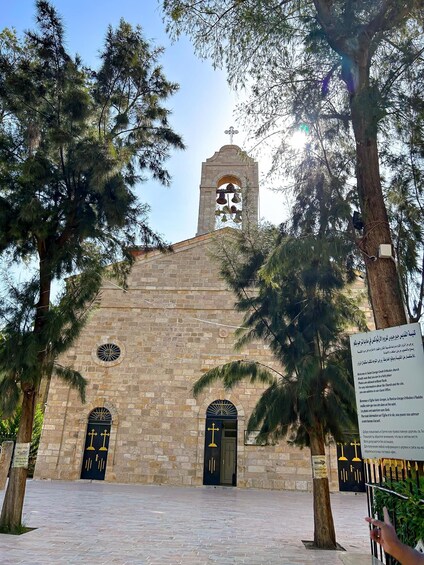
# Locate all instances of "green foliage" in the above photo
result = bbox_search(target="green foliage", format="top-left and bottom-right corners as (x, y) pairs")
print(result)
(0, 254), (105, 415)
(0, 409), (20, 438)
(29, 405), (44, 460)
(373, 480), (424, 550)
(193, 359), (276, 397)
(0, 1), (184, 417)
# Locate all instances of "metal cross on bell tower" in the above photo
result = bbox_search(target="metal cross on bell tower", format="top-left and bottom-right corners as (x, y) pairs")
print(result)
(224, 126), (239, 145)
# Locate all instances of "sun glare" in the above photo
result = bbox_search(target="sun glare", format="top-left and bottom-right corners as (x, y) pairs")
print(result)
(288, 130), (308, 150)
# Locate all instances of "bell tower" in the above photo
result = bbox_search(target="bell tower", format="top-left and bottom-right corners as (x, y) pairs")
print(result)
(196, 131), (259, 236)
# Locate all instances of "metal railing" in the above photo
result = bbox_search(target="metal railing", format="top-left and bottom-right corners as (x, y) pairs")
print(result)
(365, 459), (424, 564)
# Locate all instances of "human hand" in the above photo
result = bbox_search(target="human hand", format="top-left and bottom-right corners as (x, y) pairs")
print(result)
(365, 506), (400, 556)
(365, 507), (424, 564)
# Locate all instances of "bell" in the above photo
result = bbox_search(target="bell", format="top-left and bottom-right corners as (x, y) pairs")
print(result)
(230, 205), (237, 213)
(216, 191), (227, 205)
(234, 211), (242, 224)
(215, 209), (222, 216)
(221, 214), (228, 222)
(222, 205), (231, 214)
(226, 183), (235, 193)
(231, 193), (241, 204)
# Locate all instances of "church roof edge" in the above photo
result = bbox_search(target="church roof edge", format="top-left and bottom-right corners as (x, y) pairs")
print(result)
(130, 228), (235, 260)
(205, 144), (256, 165)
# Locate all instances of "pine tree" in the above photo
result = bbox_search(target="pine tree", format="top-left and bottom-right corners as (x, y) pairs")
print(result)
(0, 1), (184, 530)
(194, 227), (367, 549)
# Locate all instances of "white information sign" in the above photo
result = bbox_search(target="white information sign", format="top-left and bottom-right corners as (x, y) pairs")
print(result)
(12, 442), (31, 469)
(350, 323), (424, 460)
(311, 456), (328, 479)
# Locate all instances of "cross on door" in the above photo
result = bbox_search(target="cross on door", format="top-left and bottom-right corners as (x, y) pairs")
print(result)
(208, 423), (220, 447)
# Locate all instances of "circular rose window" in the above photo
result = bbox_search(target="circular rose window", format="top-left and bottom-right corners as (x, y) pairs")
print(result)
(96, 343), (121, 363)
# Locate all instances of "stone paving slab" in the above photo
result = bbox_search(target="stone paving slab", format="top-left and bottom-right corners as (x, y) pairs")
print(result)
(0, 481), (377, 564)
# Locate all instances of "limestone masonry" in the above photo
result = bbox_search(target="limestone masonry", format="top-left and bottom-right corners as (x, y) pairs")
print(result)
(35, 144), (370, 491)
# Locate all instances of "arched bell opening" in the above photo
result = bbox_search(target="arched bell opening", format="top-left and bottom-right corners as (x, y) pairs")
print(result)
(80, 407), (112, 480)
(215, 177), (243, 229)
(203, 400), (238, 486)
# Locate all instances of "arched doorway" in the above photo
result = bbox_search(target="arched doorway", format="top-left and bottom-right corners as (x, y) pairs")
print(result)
(81, 407), (112, 480)
(203, 400), (237, 486)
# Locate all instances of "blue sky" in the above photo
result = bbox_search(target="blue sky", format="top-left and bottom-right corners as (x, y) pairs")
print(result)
(2, 0), (287, 243)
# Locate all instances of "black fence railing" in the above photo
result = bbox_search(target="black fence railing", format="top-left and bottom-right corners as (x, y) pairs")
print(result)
(365, 459), (424, 564)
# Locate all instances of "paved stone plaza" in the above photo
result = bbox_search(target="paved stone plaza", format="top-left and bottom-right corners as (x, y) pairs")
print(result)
(0, 480), (381, 564)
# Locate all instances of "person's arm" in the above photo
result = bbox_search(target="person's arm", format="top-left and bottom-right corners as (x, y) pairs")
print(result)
(365, 507), (424, 565)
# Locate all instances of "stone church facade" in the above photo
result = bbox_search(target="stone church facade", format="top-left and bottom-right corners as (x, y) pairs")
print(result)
(35, 144), (367, 491)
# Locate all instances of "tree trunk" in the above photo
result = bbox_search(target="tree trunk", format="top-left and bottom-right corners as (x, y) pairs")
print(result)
(349, 57), (407, 330)
(0, 385), (36, 530)
(0, 249), (51, 530)
(314, 10), (409, 329)
(309, 430), (337, 549)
